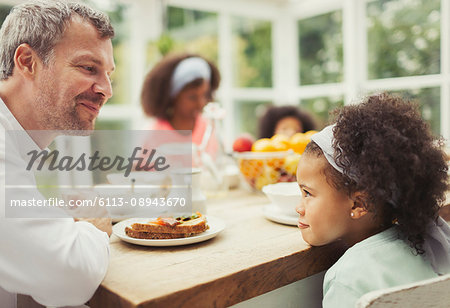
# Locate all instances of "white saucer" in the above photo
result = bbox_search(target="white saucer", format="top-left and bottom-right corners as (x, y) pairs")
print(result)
(263, 203), (298, 226)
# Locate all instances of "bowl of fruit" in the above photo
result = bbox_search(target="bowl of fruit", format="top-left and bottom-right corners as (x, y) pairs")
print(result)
(232, 131), (317, 190)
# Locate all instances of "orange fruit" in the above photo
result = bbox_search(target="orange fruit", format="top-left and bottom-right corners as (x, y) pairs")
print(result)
(289, 133), (311, 154)
(252, 138), (275, 152)
(271, 134), (290, 143)
(270, 134), (290, 151)
(271, 140), (289, 151)
(304, 130), (318, 137)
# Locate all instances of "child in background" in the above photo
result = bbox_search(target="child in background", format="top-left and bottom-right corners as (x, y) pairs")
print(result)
(295, 93), (450, 307)
(258, 105), (317, 139)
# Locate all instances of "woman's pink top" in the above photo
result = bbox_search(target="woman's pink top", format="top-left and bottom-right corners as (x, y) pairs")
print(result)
(150, 116), (208, 147)
(143, 116), (218, 160)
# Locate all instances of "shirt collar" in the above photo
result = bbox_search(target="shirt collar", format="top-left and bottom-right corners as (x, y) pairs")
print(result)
(0, 97), (42, 159)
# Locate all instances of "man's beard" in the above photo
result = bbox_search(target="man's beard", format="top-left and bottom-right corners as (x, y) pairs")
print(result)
(34, 88), (103, 134)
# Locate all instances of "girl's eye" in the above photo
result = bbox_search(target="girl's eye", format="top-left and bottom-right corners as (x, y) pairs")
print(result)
(302, 189), (311, 197)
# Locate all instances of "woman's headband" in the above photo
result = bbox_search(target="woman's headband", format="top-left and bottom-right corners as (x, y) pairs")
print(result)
(170, 57), (211, 98)
(310, 124), (344, 174)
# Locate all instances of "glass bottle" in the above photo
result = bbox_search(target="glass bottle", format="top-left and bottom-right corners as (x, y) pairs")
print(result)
(198, 103), (231, 199)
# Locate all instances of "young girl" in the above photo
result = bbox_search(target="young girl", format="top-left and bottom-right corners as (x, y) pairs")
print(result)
(295, 93), (450, 307)
(258, 105), (317, 138)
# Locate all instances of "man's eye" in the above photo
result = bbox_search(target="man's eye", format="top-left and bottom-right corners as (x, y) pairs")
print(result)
(81, 66), (95, 72)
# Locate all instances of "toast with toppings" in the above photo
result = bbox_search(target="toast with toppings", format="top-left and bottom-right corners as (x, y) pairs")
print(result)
(125, 213), (209, 239)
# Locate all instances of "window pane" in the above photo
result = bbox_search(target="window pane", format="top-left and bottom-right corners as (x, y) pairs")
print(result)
(92, 119), (132, 183)
(147, 7), (218, 66)
(298, 11), (343, 85)
(83, 1), (130, 105)
(367, 0), (440, 79)
(387, 88), (440, 135)
(232, 17), (272, 88)
(299, 96), (344, 128)
(0, 5), (11, 26)
(234, 101), (271, 137)
(95, 119), (131, 130)
(107, 3), (130, 105)
(167, 6), (215, 30)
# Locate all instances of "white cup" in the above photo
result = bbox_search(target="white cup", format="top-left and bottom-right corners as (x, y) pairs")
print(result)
(262, 182), (302, 217)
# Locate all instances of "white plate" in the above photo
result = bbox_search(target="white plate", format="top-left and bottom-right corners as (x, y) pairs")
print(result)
(263, 203), (298, 226)
(113, 216), (225, 246)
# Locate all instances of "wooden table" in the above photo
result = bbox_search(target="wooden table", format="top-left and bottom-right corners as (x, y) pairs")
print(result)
(17, 187), (449, 308)
(87, 189), (345, 308)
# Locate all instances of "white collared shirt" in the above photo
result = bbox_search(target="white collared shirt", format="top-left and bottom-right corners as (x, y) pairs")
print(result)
(0, 98), (110, 307)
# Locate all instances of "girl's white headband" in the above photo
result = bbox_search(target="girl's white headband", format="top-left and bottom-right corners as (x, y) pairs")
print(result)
(170, 57), (211, 98)
(311, 124), (397, 206)
(310, 124), (344, 174)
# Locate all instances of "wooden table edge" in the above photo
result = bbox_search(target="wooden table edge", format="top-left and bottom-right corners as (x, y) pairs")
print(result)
(89, 242), (345, 308)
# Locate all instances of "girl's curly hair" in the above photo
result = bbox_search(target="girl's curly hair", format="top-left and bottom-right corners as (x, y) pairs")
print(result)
(305, 93), (449, 254)
(258, 105), (317, 139)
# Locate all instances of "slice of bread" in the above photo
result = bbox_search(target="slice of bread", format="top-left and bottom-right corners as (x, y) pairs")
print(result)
(124, 228), (199, 239)
(125, 214), (209, 239)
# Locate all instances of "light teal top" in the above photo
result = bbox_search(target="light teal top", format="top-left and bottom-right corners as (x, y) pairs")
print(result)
(323, 227), (438, 308)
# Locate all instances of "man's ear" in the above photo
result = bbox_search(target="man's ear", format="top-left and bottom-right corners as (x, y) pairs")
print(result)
(350, 191), (369, 219)
(13, 43), (39, 78)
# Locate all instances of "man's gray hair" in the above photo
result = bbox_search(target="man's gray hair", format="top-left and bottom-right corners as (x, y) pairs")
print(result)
(0, 0), (115, 80)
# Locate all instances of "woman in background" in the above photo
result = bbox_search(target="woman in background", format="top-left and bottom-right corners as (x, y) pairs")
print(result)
(141, 53), (221, 143)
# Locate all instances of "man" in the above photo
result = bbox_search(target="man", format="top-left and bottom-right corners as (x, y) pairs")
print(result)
(0, 1), (115, 307)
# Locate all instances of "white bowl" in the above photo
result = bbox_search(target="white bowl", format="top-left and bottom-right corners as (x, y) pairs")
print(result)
(262, 182), (302, 217)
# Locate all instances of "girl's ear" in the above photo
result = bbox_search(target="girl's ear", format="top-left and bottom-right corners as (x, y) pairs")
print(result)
(350, 191), (369, 219)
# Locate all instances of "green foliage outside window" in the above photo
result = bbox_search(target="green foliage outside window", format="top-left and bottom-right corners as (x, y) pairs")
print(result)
(298, 11), (343, 85)
(232, 17), (272, 88)
(386, 88), (441, 136)
(100, 2), (130, 105)
(146, 6), (219, 68)
(367, 0), (440, 79)
(92, 119), (132, 183)
(0, 5), (11, 26)
(167, 7), (216, 30)
(82, 0), (130, 105)
(300, 96), (344, 128)
(234, 101), (271, 137)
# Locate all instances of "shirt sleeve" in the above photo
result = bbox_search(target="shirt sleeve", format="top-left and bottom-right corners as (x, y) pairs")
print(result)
(0, 117), (110, 306)
(323, 280), (361, 308)
(0, 124), (110, 306)
(0, 217), (110, 307)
